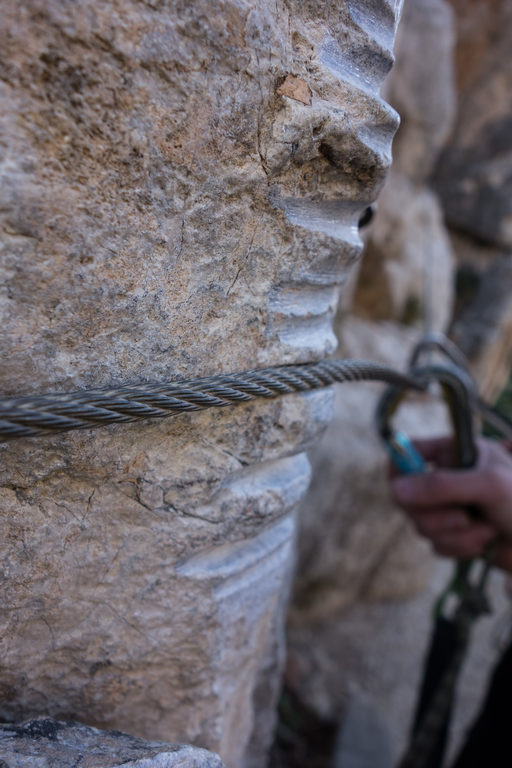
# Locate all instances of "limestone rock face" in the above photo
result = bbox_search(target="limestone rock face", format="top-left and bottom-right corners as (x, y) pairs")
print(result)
(354, 178), (455, 330)
(0, 718), (224, 768)
(290, 319), (437, 624)
(435, 0), (512, 248)
(0, 2), (402, 766)
(285, 2), (512, 763)
(285, 0), (457, 737)
(452, 252), (512, 400)
(352, 0), (456, 330)
(386, 0), (455, 185)
(433, 0), (512, 399)
(291, 0), (457, 634)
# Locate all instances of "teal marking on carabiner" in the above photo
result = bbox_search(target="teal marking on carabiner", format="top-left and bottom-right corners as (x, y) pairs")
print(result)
(387, 430), (426, 475)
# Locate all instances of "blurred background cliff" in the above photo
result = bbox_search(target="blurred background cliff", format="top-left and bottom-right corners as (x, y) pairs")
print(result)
(278, 0), (512, 765)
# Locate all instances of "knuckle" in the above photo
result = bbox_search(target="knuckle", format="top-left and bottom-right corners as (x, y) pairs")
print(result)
(427, 473), (449, 501)
(483, 466), (511, 501)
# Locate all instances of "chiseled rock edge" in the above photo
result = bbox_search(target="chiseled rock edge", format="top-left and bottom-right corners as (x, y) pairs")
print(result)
(0, 718), (225, 768)
(267, 1), (401, 360)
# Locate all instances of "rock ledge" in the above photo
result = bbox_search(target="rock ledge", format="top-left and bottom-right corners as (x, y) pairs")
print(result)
(0, 718), (225, 768)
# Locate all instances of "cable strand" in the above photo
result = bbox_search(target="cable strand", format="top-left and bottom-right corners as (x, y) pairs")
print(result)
(0, 360), (423, 440)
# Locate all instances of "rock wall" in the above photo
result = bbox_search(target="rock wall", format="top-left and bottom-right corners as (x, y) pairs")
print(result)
(288, 0), (455, 674)
(0, 2), (403, 766)
(286, 0), (512, 764)
(0, 718), (225, 768)
(437, 0), (512, 400)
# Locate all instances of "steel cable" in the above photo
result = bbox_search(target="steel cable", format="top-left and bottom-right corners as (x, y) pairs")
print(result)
(0, 360), (424, 440)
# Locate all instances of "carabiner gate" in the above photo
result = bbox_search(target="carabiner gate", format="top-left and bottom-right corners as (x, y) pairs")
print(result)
(376, 361), (478, 472)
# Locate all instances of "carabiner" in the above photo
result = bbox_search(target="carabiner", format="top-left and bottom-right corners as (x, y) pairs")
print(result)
(385, 349), (493, 768)
(408, 331), (473, 375)
(376, 361), (478, 470)
(409, 332), (512, 442)
(376, 360), (492, 619)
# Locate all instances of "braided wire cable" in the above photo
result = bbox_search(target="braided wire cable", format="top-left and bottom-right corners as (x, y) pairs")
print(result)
(0, 360), (423, 440)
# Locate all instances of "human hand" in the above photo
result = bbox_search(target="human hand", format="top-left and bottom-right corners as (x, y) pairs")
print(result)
(391, 436), (512, 573)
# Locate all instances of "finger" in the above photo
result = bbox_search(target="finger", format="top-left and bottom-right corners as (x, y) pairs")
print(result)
(432, 524), (496, 559)
(392, 467), (505, 511)
(495, 544), (512, 574)
(388, 436), (456, 480)
(410, 436), (457, 468)
(388, 436), (457, 481)
(409, 509), (474, 538)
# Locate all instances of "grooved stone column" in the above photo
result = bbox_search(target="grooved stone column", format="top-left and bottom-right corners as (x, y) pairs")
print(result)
(0, 2), (402, 765)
